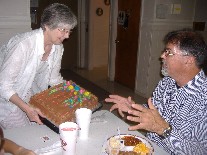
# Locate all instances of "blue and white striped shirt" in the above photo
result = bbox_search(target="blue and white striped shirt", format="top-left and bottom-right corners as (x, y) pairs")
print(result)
(147, 70), (207, 155)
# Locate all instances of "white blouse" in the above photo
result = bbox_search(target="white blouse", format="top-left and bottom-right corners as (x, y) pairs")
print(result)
(0, 28), (64, 120)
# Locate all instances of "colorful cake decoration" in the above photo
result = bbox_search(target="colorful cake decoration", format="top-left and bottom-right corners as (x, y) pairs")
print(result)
(49, 81), (92, 108)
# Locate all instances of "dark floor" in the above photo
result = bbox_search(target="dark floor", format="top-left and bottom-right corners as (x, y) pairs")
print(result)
(69, 67), (148, 104)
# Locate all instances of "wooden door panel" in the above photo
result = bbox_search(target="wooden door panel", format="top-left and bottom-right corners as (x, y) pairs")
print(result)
(115, 0), (141, 89)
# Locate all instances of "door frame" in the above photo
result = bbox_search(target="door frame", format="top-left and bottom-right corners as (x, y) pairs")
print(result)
(78, 0), (123, 82)
(108, 0), (118, 81)
(78, 0), (88, 68)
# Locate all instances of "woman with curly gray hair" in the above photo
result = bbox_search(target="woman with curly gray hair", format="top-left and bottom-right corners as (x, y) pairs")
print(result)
(0, 3), (77, 129)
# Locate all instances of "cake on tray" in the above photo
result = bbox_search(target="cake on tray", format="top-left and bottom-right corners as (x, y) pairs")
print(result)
(29, 80), (99, 126)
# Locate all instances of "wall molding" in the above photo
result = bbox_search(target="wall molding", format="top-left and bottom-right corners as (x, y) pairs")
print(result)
(0, 0), (31, 45)
(0, 16), (31, 28)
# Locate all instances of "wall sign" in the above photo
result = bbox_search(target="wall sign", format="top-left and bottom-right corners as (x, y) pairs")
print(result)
(118, 11), (126, 26)
(118, 10), (130, 29)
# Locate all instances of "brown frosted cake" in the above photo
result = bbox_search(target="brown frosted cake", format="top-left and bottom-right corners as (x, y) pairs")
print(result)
(29, 80), (99, 126)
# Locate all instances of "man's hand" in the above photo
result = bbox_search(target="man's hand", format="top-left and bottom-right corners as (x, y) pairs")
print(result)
(105, 95), (134, 117)
(127, 97), (169, 135)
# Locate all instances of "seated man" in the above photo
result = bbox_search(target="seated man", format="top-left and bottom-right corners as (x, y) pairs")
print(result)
(0, 127), (35, 155)
(105, 29), (207, 155)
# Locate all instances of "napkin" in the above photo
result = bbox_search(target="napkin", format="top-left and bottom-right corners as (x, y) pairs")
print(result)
(34, 141), (61, 155)
(91, 112), (107, 123)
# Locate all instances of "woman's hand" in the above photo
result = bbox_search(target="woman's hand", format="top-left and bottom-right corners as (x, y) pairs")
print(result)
(127, 97), (169, 135)
(105, 95), (134, 117)
(25, 106), (45, 125)
(9, 94), (45, 125)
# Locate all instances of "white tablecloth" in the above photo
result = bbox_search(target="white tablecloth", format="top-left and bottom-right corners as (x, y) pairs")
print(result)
(4, 110), (169, 155)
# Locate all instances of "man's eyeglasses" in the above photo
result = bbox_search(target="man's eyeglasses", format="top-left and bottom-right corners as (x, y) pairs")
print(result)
(163, 49), (189, 57)
(163, 49), (175, 57)
(58, 28), (72, 34)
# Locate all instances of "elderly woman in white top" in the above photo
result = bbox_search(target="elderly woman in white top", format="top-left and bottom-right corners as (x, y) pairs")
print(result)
(0, 3), (77, 129)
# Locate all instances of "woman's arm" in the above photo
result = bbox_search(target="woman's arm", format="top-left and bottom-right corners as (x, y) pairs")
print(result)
(9, 94), (44, 124)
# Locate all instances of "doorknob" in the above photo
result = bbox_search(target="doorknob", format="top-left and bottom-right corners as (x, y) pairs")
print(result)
(115, 40), (120, 43)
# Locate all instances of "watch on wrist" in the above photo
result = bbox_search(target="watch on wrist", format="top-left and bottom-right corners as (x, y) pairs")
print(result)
(162, 124), (172, 138)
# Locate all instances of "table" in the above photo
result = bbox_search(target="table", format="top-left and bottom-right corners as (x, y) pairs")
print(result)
(4, 110), (169, 155)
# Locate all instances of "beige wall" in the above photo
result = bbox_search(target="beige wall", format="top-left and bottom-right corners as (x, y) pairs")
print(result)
(136, 0), (196, 97)
(88, 0), (110, 69)
(0, 0), (31, 46)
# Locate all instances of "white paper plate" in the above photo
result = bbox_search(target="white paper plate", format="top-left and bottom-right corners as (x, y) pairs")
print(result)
(102, 134), (154, 155)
